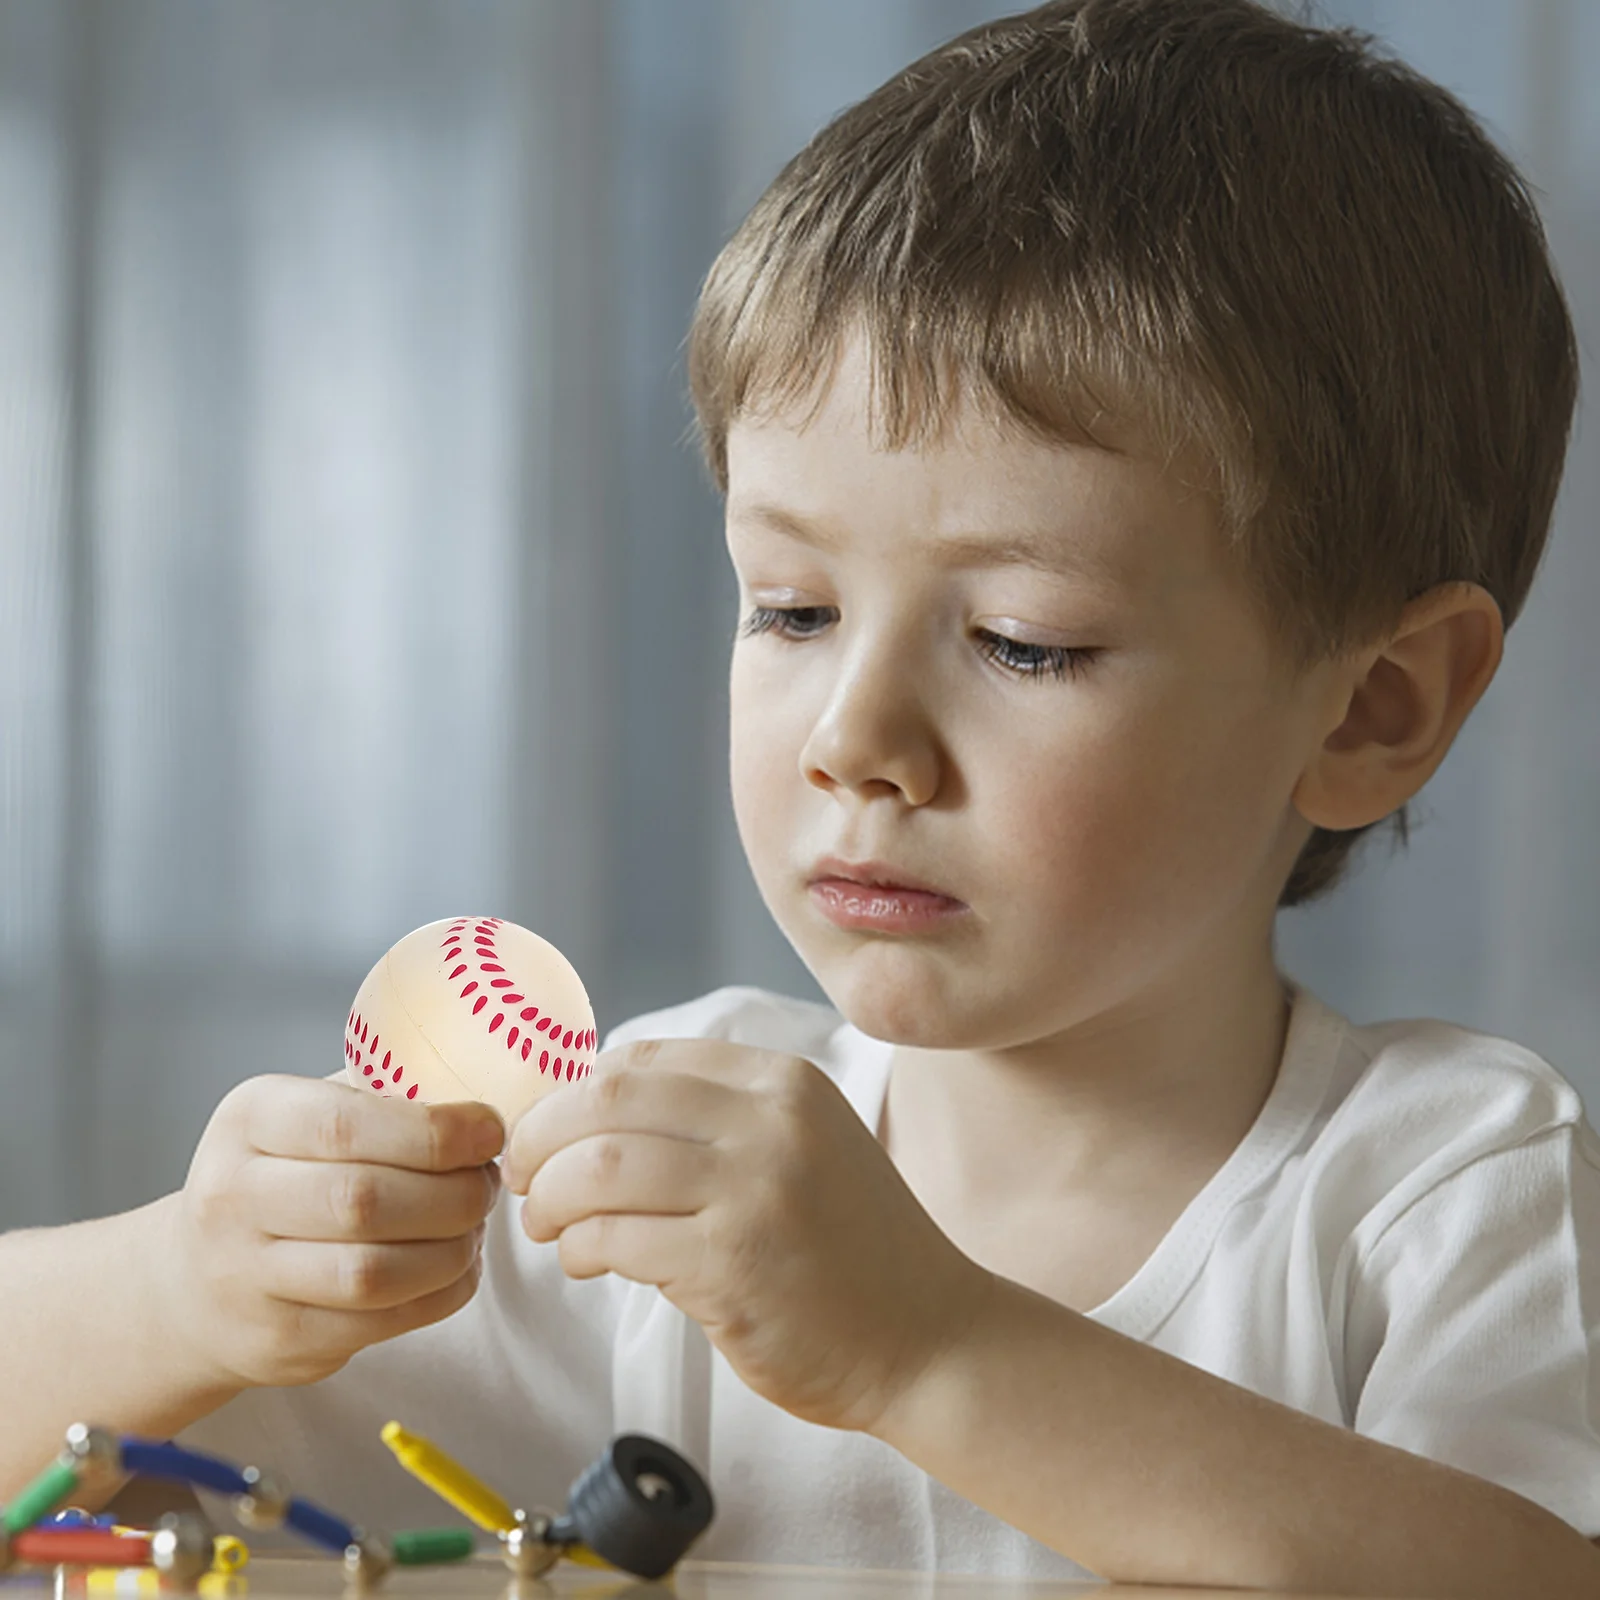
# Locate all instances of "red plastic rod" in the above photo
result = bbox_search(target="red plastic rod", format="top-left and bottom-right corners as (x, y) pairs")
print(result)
(11, 1528), (154, 1566)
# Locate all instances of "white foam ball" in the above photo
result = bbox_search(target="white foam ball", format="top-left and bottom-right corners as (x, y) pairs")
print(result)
(343, 916), (596, 1128)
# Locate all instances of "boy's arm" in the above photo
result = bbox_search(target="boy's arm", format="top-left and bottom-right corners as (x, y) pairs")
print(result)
(0, 1197), (242, 1505)
(875, 1272), (1600, 1598)
(0, 1075), (503, 1507)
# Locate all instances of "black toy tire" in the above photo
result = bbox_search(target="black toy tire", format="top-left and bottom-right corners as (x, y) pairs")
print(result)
(563, 1434), (715, 1579)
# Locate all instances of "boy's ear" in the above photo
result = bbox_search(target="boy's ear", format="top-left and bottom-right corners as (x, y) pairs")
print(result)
(1292, 582), (1504, 832)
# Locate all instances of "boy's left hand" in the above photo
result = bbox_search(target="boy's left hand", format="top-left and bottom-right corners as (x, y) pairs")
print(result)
(502, 1038), (992, 1434)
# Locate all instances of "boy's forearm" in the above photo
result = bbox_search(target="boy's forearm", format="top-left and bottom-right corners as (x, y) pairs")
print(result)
(874, 1272), (1600, 1598)
(0, 1195), (243, 1504)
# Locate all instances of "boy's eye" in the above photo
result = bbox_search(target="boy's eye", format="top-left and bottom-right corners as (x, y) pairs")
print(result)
(974, 630), (1099, 682)
(739, 604), (833, 640)
(736, 604), (1099, 682)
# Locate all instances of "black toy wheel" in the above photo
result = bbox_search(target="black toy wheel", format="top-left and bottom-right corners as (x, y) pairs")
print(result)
(558, 1434), (714, 1579)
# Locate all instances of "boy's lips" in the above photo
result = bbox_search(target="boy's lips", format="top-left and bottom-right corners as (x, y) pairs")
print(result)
(805, 856), (972, 935)
(807, 855), (964, 904)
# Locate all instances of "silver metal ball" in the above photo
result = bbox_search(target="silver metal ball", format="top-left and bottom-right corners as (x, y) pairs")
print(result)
(62, 1424), (122, 1485)
(150, 1511), (213, 1587)
(341, 1530), (392, 1588)
(231, 1465), (289, 1530)
(498, 1509), (558, 1578)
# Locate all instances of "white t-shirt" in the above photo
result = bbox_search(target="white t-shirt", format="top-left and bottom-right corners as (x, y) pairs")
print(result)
(181, 977), (1600, 1578)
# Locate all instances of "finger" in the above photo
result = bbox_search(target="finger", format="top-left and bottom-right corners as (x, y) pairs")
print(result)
(554, 1212), (699, 1286)
(235, 1076), (505, 1173)
(520, 1133), (718, 1244)
(505, 1066), (741, 1193)
(291, 1255), (486, 1366)
(261, 1229), (484, 1311)
(243, 1156), (499, 1243)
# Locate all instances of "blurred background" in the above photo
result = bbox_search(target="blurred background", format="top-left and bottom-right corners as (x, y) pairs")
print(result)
(2, 0), (1595, 1229)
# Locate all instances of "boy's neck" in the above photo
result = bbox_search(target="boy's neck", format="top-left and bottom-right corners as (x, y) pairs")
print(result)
(878, 954), (1293, 1223)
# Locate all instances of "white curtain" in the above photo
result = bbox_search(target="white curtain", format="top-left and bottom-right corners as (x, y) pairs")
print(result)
(2, 0), (1595, 1229)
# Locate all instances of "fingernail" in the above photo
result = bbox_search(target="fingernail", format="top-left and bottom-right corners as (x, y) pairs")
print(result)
(476, 1116), (506, 1160)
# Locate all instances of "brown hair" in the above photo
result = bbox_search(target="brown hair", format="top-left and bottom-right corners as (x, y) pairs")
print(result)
(685, 0), (1579, 906)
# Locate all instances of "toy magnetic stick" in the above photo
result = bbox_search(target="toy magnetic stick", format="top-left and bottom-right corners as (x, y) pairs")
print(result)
(383, 1422), (714, 1580)
(0, 1423), (713, 1586)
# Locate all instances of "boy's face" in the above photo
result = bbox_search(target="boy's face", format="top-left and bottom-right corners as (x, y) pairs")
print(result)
(724, 336), (1331, 1052)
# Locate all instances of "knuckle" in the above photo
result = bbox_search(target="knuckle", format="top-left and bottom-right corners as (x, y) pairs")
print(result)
(331, 1170), (381, 1235)
(186, 1174), (234, 1239)
(770, 1052), (817, 1104)
(336, 1245), (390, 1306)
(422, 1109), (454, 1171)
(626, 1038), (664, 1070)
(316, 1102), (360, 1162)
(586, 1134), (625, 1185)
(593, 1068), (632, 1114)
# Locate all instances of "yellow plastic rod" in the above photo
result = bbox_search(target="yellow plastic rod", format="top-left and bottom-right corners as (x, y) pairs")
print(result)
(380, 1421), (518, 1534)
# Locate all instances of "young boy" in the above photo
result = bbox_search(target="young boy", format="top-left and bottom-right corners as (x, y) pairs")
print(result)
(4, 0), (1598, 1592)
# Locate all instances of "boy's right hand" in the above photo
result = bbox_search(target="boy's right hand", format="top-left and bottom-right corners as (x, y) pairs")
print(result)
(155, 1075), (505, 1391)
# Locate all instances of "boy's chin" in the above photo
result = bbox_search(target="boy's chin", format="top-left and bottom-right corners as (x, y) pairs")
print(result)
(809, 962), (980, 1051)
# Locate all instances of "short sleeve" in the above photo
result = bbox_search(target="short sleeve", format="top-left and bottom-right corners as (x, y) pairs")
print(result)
(1344, 1120), (1600, 1535)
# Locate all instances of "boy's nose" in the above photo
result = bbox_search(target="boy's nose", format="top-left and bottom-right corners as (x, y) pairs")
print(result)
(797, 652), (942, 806)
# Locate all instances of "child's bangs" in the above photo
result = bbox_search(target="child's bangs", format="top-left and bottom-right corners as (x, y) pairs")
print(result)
(694, 240), (1267, 581)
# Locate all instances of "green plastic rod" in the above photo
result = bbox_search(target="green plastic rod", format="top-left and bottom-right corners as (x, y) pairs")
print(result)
(3, 1459), (81, 1535)
(392, 1527), (476, 1565)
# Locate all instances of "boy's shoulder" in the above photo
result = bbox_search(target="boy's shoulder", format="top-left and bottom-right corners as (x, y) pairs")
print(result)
(1330, 999), (1588, 1141)
(1297, 986), (1597, 1233)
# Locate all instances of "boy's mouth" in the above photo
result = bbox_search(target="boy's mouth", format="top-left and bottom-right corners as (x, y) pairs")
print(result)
(808, 855), (959, 899)
(806, 857), (970, 937)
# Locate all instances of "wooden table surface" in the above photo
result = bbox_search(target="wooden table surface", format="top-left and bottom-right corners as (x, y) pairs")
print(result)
(1, 1551), (1429, 1600)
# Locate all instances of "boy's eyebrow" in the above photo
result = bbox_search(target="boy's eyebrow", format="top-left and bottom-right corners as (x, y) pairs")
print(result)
(726, 500), (1121, 583)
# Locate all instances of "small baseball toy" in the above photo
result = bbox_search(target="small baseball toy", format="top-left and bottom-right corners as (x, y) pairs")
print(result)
(343, 917), (596, 1127)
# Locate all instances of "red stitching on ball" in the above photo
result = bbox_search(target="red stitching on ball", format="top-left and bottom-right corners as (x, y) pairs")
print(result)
(407, 1084), (418, 1099)
(363, 1062), (372, 1075)
(439, 924), (590, 1093)
(383, 1051), (391, 1070)
(393, 1065), (403, 1082)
